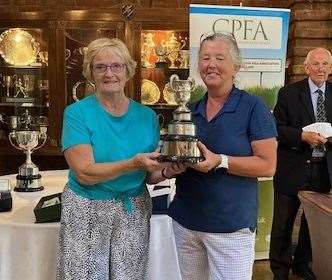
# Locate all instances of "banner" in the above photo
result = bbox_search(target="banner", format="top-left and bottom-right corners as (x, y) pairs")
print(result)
(189, 4), (290, 109)
(189, 4), (290, 259)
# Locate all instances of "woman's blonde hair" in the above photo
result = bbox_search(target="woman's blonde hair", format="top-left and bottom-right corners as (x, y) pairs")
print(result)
(82, 37), (137, 81)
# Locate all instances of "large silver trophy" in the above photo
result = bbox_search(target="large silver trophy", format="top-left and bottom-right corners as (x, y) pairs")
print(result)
(159, 75), (203, 163)
(9, 130), (47, 192)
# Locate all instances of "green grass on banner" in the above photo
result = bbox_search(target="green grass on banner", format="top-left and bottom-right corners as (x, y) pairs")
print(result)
(244, 86), (280, 110)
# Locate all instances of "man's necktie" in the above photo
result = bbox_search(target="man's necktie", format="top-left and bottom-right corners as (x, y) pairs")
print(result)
(316, 89), (327, 122)
(314, 89), (327, 155)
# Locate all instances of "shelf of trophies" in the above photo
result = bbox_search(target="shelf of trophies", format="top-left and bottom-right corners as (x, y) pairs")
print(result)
(0, 27), (53, 159)
(140, 30), (189, 112)
(0, 69), (49, 108)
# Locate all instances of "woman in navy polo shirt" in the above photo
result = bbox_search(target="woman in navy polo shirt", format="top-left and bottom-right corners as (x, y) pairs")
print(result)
(166, 33), (278, 280)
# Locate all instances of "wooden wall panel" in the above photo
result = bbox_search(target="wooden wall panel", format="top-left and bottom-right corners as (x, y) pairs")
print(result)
(0, 0), (288, 9)
(288, 0), (332, 83)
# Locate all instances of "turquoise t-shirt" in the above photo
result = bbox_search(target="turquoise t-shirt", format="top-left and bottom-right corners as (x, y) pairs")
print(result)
(61, 95), (159, 203)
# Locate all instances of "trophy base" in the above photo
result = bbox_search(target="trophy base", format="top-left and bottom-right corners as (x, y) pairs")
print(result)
(158, 155), (204, 163)
(14, 186), (44, 192)
(155, 62), (167, 69)
(14, 174), (44, 192)
(159, 135), (204, 163)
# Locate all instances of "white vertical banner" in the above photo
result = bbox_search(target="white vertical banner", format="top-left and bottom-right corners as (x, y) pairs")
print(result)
(190, 4), (290, 109)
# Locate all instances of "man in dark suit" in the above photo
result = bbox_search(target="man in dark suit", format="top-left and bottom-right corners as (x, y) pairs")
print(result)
(270, 47), (332, 280)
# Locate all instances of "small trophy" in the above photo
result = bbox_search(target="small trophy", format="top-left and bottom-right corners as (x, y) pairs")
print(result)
(159, 75), (203, 163)
(0, 74), (15, 98)
(9, 130), (47, 192)
(0, 114), (20, 130)
(179, 50), (189, 69)
(155, 44), (169, 68)
(141, 32), (156, 68)
(7, 111), (47, 192)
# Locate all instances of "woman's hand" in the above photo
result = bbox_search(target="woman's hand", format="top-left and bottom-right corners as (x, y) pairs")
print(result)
(147, 161), (187, 184)
(191, 142), (221, 173)
(132, 152), (165, 172)
(162, 162), (187, 179)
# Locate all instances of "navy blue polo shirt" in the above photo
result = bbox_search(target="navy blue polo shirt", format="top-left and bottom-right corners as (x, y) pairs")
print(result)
(168, 86), (277, 233)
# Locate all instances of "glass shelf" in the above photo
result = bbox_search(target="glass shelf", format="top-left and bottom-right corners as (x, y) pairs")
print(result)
(0, 65), (47, 69)
(149, 103), (177, 109)
(0, 102), (49, 108)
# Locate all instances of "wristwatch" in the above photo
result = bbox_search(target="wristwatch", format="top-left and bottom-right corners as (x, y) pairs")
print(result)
(217, 154), (229, 169)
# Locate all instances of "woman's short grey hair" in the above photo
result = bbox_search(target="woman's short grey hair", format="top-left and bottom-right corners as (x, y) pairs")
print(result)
(199, 32), (242, 71)
(304, 47), (332, 65)
(82, 37), (137, 82)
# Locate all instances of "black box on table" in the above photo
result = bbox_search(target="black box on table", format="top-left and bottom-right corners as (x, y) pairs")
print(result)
(34, 192), (62, 223)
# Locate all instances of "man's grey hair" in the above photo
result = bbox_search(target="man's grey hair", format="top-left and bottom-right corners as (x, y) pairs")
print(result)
(304, 47), (332, 65)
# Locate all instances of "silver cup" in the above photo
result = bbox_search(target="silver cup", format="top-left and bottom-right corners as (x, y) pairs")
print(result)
(9, 130), (47, 192)
(0, 115), (20, 130)
(159, 75), (203, 163)
(0, 75), (14, 97)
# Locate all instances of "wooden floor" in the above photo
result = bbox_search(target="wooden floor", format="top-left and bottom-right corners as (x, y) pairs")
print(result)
(253, 260), (301, 280)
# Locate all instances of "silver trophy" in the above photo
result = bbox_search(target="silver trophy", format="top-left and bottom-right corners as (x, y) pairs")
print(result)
(9, 130), (47, 192)
(0, 115), (20, 130)
(159, 74), (203, 163)
(0, 75), (15, 97)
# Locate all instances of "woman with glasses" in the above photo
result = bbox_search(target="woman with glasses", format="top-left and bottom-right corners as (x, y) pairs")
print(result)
(57, 37), (183, 279)
(167, 32), (278, 280)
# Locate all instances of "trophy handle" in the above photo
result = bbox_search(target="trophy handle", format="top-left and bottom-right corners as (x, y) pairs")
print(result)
(8, 132), (24, 151)
(32, 132), (47, 152)
(65, 49), (71, 61)
(72, 81), (95, 102)
(169, 74), (179, 92)
(157, 113), (165, 128)
(180, 36), (187, 50)
(72, 81), (84, 102)
(187, 77), (195, 91)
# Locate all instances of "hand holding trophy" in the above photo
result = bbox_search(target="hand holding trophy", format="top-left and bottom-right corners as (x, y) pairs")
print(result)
(159, 75), (203, 163)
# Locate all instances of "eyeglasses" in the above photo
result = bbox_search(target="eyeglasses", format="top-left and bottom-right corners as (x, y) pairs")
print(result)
(200, 32), (236, 44)
(91, 63), (126, 74)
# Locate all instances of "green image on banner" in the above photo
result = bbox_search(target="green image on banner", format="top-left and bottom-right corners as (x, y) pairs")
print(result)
(245, 86), (280, 111)
(255, 178), (274, 259)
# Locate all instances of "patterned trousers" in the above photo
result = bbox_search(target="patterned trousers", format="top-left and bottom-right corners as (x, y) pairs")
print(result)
(57, 186), (152, 280)
(173, 220), (256, 280)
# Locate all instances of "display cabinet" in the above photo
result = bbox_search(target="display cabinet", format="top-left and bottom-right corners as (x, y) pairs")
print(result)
(0, 6), (190, 175)
(0, 26), (50, 144)
(138, 25), (189, 128)
(0, 21), (61, 175)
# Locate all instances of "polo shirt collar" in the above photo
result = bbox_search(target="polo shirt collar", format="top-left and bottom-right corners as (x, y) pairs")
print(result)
(191, 85), (242, 119)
